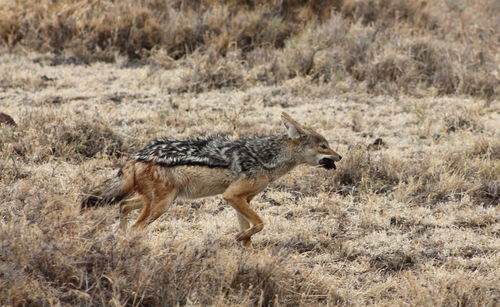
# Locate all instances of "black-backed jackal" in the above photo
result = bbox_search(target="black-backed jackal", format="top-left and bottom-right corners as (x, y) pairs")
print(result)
(81, 112), (342, 247)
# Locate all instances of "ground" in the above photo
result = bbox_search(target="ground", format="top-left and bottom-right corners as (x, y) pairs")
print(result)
(0, 0), (499, 305)
(0, 53), (498, 306)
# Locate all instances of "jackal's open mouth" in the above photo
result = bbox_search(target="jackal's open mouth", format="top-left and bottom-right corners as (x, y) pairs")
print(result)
(319, 158), (336, 170)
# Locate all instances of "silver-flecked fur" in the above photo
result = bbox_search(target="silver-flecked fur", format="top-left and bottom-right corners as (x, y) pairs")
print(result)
(133, 134), (294, 175)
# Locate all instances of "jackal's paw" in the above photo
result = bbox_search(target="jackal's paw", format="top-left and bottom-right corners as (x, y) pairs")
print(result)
(235, 232), (252, 246)
(235, 231), (246, 241)
(239, 238), (252, 248)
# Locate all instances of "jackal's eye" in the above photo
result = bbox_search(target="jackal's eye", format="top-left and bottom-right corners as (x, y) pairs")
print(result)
(320, 144), (328, 150)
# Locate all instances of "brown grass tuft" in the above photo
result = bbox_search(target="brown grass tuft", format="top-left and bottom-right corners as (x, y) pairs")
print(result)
(0, 199), (332, 306)
(0, 110), (129, 164)
(1, 0), (497, 97)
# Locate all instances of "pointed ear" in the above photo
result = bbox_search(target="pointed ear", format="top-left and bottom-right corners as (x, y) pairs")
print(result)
(281, 112), (306, 139)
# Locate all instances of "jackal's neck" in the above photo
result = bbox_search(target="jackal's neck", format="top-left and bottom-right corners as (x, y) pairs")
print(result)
(258, 135), (302, 178)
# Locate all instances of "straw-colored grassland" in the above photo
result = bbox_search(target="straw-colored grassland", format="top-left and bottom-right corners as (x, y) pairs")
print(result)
(0, 0), (498, 305)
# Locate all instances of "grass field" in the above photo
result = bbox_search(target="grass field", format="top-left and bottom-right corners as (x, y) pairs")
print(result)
(1, 0), (499, 306)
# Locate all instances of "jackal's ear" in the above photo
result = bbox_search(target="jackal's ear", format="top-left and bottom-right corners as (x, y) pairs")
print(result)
(281, 112), (306, 139)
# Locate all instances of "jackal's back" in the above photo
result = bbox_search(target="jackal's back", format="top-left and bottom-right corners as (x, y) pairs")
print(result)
(133, 134), (291, 175)
(133, 134), (232, 168)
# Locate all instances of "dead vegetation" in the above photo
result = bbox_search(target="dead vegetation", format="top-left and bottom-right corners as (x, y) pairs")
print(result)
(1, 62), (497, 305)
(0, 110), (129, 165)
(0, 0), (498, 97)
(0, 0), (499, 306)
(1, 207), (329, 306)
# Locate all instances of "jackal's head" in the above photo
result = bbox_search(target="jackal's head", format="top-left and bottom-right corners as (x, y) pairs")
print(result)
(281, 112), (342, 170)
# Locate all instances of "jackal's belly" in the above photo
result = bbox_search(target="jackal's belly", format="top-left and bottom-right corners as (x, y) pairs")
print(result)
(167, 166), (237, 199)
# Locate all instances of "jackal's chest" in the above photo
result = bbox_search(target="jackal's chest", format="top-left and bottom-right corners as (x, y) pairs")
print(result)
(169, 166), (238, 199)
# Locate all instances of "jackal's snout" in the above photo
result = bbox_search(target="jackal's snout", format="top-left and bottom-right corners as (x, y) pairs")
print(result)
(318, 150), (342, 170)
(319, 154), (341, 169)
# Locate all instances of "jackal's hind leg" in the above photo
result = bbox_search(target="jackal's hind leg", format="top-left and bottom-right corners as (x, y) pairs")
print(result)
(133, 184), (177, 229)
(131, 194), (152, 229)
(143, 185), (177, 227)
(119, 196), (143, 230)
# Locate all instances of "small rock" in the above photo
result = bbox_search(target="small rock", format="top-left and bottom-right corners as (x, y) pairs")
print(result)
(41, 75), (55, 82)
(0, 112), (17, 127)
(12, 143), (25, 156)
(45, 96), (64, 104)
(368, 138), (386, 150)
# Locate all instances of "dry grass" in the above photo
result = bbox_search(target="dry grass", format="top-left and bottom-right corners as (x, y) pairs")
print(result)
(0, 0), (498, 97)
(0, 0), (499, 306)
(1, 54), (498, 305)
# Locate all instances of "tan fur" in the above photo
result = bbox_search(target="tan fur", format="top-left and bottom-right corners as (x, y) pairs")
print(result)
(118, 164), (271, 247)
(121, 164), (238, 229)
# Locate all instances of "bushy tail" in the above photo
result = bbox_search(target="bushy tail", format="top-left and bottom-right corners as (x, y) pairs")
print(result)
(81, 161), (135, 210)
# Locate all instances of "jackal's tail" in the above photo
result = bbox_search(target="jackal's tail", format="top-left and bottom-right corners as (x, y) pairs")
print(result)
(81, 161), (135, 210)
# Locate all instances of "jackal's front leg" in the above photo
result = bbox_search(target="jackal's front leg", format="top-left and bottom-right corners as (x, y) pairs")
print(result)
(236, 212), (252, 247)
(223, 177), (269, 247)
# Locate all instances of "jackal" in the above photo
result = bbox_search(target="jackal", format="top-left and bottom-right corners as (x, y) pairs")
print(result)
(81, 112), (342, 246)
